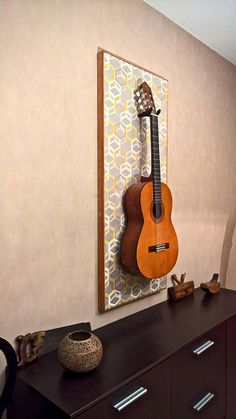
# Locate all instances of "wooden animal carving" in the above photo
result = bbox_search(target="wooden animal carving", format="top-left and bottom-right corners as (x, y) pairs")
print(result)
(16, 331), (45, 368)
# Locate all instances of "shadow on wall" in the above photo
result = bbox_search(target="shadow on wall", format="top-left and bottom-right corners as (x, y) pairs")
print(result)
(220, 210), (236, 288)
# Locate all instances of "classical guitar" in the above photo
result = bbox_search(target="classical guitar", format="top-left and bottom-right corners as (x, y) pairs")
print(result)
(120, 82), (178, 279)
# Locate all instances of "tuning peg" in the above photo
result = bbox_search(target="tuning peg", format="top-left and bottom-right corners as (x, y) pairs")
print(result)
(156, 109), (161, 115)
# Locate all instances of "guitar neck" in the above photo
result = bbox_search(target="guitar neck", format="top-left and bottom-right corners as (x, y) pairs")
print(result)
(150, 113), (162, 204)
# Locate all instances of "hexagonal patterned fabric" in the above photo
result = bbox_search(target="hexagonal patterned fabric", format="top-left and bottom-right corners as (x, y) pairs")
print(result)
(101, 51), (168, 311)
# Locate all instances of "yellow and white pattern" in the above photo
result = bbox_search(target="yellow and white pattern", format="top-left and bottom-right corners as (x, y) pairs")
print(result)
(103, 52), (168, 310)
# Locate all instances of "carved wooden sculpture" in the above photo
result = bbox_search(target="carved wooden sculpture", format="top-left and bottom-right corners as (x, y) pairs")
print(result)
(168, 273), (194, 301)
(200, 273), (220, 294)
(16, 331), (45, 368)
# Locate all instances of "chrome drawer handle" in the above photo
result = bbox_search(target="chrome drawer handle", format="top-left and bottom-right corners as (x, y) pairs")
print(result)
(193, 340), (215, 355)
(113, 387), (148, 411)
(193, 392), (215, 411)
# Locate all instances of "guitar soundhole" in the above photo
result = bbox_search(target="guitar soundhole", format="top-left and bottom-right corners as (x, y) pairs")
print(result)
(152, 202), (163, 222)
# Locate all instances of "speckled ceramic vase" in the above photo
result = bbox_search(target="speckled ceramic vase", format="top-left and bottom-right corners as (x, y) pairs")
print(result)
(58, 330), (103, 373)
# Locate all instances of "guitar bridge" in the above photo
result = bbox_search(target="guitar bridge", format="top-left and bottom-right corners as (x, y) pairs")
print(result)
(148, 243), (169, 253)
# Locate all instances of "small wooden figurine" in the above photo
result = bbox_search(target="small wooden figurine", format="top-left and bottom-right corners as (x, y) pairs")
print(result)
(200, 273), (220, 294)
(168, 273), (194, 301)
(16, 331), (45, 368)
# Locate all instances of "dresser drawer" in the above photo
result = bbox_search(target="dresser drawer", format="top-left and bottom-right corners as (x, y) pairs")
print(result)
(173, 371), (225, 419)
(171, 322), (225, 410)
(78, 361), (170, 419)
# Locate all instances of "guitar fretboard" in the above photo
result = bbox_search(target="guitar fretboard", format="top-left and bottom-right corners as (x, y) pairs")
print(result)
(150, 113), (162, 207)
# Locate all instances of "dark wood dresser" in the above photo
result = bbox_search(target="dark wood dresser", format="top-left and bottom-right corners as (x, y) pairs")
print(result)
(7, 288), (236, 419)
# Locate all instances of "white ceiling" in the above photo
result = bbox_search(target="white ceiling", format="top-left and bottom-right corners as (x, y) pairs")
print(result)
(144, 0), (236, 66)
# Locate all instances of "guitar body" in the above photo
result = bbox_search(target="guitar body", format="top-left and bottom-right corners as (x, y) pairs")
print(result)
(120, 181), (178, 278)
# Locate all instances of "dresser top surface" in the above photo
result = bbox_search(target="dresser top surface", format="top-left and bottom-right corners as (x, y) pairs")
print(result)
(16, 287), (236, 417)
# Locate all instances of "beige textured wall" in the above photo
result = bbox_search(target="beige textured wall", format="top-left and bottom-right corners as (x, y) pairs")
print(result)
(0, 0), (236, 394)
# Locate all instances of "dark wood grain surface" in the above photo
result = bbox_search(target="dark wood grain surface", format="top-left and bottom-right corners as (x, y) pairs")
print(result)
(12, 288), (236, 417)
(77, 361), (170, 419)
(171, 322), (225, 410)
(226, 315), (236, 419)
(173, 371), (225, 419)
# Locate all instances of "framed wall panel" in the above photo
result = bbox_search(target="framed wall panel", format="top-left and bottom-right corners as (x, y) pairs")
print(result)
(98, 50), (168, 312)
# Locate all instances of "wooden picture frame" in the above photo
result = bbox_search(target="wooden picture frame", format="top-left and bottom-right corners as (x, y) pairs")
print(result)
(98, 49), (168, 312)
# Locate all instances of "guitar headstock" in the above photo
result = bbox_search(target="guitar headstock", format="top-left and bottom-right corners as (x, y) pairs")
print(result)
(134, 81), (157, 117)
